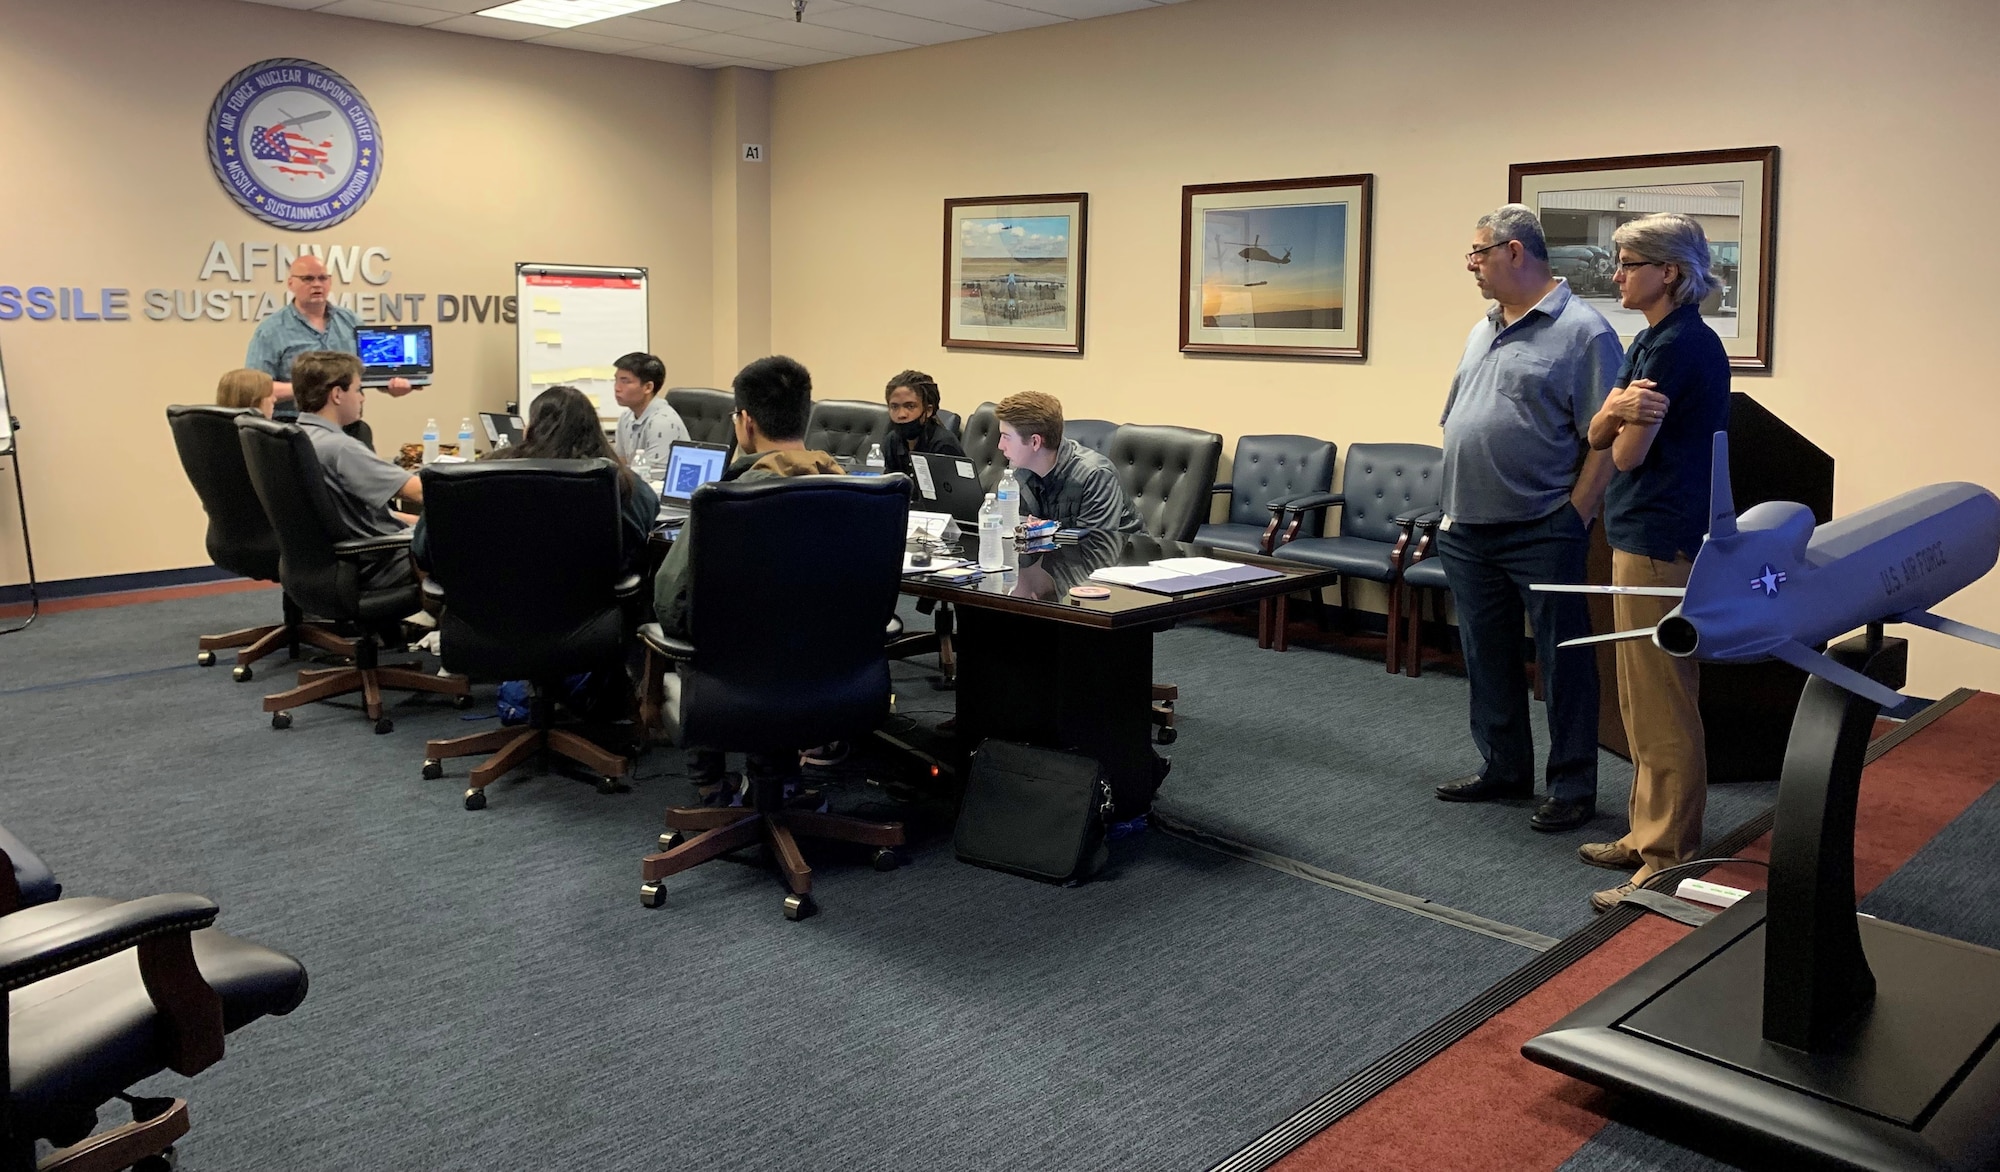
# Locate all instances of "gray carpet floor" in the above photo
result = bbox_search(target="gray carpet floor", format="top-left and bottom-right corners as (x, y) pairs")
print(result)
(4, 588), (1539, 1172)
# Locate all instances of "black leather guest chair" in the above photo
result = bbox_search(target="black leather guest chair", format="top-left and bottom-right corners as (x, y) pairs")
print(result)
(416, 460), (641, 809)
(1269, 443), (1443, 671)
(933, 407), (963, 439)
(235, 415), (470, 733)
(1197, 434), (1337, 651)
(804, 400), (894, 465)
(1, 826), (307, 1172)
(961, 402), (1006, 492)
(666, 387), (735, 447)
(635, 475), (910, 921)
(166, 405), (353, 681)
(1106, 424), (1224, 743)
(1065, 418), (1120, 458)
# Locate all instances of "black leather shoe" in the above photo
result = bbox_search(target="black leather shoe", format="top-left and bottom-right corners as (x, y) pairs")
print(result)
(1435, 774), (1533, 802)
(1530, 797), (1595, 832)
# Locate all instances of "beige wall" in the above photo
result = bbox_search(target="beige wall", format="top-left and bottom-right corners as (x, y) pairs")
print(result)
(0, 0), (712, 587)
(768, 0), (2000, 697)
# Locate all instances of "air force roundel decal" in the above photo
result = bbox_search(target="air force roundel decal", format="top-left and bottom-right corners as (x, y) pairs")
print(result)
(206, 59), (383, 231)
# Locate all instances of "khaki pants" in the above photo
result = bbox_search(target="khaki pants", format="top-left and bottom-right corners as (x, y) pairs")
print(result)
(1612, 550), (1706, 883)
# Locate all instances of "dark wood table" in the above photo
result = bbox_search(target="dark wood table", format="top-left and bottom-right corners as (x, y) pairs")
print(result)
(902, 531), (1336, 817)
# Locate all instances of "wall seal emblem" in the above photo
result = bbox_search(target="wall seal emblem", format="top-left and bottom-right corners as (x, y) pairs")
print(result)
(206, 58), (383, 231)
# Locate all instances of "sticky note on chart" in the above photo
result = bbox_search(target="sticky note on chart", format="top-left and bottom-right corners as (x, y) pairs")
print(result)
(532, 296), (562, 314)
(531, 368), (582, 384)
(534, 329), (562, 346)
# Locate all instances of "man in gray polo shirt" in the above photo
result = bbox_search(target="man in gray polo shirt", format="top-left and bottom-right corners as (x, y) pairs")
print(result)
(1433, 205), (1621, 833)
(290, 350), (422, 589)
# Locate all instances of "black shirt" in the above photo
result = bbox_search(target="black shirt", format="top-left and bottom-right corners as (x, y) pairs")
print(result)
(884, 418), (966, 477)
(1602, 303), (1731, 562)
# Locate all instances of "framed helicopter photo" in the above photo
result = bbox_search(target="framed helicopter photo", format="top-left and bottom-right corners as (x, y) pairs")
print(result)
(942, 192), (1088, 354)
(1179, 174), (1374, 359)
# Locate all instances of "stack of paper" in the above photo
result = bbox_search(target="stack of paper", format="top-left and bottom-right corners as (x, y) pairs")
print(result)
(1088, 556), (1282, 595)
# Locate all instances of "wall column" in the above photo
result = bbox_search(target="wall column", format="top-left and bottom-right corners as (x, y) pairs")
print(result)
(710, 67), (772, 385)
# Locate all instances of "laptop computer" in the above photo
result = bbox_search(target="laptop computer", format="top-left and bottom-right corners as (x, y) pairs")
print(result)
(355, 324), (434, 387)
(479, 411), (525, 451)
(655, 440), (731, 524)
(910, 451), (989, 524)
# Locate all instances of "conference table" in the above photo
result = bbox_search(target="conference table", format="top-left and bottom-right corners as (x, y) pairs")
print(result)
(901, 531), (1337, 817)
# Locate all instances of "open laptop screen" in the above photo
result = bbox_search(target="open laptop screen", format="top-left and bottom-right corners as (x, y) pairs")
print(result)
(662, 442), (729, 502)
(355, 325), (433, 379)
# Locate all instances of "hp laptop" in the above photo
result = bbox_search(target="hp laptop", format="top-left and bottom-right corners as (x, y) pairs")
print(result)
(655, 440), (731, 525)
(355, 324), (434, 387)
(479, 411), (525, 450)
(909, 451), (989, 524)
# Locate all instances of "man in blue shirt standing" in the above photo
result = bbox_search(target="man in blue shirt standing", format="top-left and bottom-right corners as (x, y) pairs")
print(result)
(1434, 205), (1621, 832)
(245, 254), (422, 416)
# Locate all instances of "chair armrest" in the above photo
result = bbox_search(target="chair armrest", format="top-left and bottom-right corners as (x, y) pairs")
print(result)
(1266, 492), (1344, 551)
(1210, 482), (1233, 497)
(638, 622), (696, 662)
(1268, 492), (1344, 515)
(0, 893), (217, 993)
(1394, 506), (1444, 527)
(333, 531), (415, 559)
(612, 573), (643, 600)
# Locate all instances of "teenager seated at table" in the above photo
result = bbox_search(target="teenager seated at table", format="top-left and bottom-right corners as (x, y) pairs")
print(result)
(882, 369), (965, 476)
(995, 390), (1139, 533)
(289, 350), (421, 590)
(216, 367), (276, 418)
(410, 385), (660, 577)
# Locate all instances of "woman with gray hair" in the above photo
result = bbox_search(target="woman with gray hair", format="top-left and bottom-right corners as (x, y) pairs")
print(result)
(1576, 212), (1732, 914)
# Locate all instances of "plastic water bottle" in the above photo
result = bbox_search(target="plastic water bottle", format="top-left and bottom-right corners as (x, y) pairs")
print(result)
(996, 467), (1021, 534)
(457, 417), (474, 458)
(631, 446), (652, 485)
(978, 493), (1005, 571)
(865, 443), (887, 476)
(422, 418), (439, 464)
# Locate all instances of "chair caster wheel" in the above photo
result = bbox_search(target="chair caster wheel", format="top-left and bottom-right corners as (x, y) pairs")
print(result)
(197, 651), (216, 667)
(422, 759), (444, 780)
(783, 893), (817, 921)
(231, 664), (253, 682)
(659, 831), (685, 851)
(597, 775), (630, 795)
(463, 789), (487, 811)
(640, 882), (666, 909)
(373, 716), (395, 735)
(453, 693), (474, 709)
(872, 848), (902, 872)
(1156, 727), (1177, 745)
(271, 710), (293, 730)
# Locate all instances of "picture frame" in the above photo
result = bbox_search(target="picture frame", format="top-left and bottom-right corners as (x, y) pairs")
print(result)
(942, 193), (1088, 354)
(1179, 174), (1373, 359)
(1509, 146), (1779, 371)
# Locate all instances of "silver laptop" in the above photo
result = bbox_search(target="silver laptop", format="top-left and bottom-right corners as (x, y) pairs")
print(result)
(655, 440), (731, 524)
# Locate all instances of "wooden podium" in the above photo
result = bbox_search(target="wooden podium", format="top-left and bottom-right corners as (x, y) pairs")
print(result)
(1587, 393), (1835, 781)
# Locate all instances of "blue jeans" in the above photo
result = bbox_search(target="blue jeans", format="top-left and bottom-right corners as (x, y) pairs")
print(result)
(1436, 505), (1599, 803)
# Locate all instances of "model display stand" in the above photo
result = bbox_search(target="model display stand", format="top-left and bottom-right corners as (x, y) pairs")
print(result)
(1525, 633), (2000, 1171)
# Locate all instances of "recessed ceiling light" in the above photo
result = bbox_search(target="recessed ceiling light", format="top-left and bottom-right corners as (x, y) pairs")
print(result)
(474, 0), (682, 30)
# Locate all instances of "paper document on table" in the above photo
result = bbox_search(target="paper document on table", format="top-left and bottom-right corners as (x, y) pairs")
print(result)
(1152, 557), (1248, 575)
(904, 555), (970, 575)
(1088, 566), (1170, 586)
(907, 510), (954, 540)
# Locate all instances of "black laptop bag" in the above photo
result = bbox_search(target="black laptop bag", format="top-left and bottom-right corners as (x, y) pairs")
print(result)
(954, 740), (1115, 885)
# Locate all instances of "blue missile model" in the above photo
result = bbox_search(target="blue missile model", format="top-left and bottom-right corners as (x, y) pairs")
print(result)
(1536, 433), (2000, 709)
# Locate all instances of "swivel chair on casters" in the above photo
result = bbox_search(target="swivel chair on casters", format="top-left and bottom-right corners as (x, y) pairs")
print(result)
(415, 460), (643, 809)
(636, 474), (910, 920)
(166, 405), (353, 680)
(235, 415), (471, 732)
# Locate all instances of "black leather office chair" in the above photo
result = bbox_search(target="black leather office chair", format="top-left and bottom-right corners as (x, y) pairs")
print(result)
(1105, 424), (1223, 744)
(1, 825), (307, 1172)
(635, 475), (909, 920)
(934, 407), (963, 439)
(804, 400), (894, 464)
(666, 387), (734, 447)
(166, 405), (353, 681)
(235, 415), (470, 732)
(1269, 443), (1443, 671)
(416, 460), (641, 809)
(1066, 418), (1120, 458)
(961, 402), (1006, 492)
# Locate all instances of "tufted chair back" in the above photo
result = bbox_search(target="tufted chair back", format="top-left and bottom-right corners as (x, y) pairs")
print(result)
(1225, 435), (1337, 536)
(961, 402), (1006, 491)
(1064, 418), (1119, 458)
(666, 388), (735, 446)
(805, 399), (895, 463)
(1338, 443), (1442, 544)
(1107, 424), (1225, 542)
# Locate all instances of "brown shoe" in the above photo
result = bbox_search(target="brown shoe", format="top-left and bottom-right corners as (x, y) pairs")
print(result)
(1577, 841), (1641, 871)
(1589, 881), (1638, 914)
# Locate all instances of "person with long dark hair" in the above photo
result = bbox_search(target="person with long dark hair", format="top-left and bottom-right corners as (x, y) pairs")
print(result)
(882, 369), (965, 476)
(412, 385), (660, 574)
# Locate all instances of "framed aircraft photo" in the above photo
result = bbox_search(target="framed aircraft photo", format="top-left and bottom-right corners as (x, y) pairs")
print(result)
(943, 193), (1088, 354)
(1510, 146), (1779, 371)
(1179, 174), (1374, 359)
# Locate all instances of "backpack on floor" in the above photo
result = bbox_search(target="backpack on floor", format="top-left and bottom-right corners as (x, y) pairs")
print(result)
(955, 740), (1114, 885)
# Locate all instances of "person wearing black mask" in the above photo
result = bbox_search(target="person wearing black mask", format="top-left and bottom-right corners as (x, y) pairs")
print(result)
(882, 369), (965, 476)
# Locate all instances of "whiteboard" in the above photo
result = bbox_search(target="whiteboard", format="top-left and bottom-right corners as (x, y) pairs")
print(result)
(515, 263), (649, 422)
(0, 337), (13, 456)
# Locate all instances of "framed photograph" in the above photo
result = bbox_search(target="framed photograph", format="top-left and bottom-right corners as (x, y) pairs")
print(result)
(1510, 147), (1779, 371)
(1179, 174), (1373, 359)
(942, 193), (1087, 354)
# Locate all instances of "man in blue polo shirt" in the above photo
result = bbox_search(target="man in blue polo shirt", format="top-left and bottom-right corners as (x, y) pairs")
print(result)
(245, 254), (423, 413)
(1433, 205), (1621, 833)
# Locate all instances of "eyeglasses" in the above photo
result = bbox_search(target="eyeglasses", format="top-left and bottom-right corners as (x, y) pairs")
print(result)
(1614, 259), (1667, 274)
(1465, 240), (1511, 263)
(294, 275), (332, 284)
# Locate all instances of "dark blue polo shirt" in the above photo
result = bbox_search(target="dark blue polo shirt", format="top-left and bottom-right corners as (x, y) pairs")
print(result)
(1602, 304), (1731, 561)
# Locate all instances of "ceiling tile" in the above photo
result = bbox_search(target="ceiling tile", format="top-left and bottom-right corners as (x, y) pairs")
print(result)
(694, 0), (855, 16)
(314, 0), (461, 25)
(844, 0), (1063, 33)
(674, 30), (843, 65)
(623, 1), (782, 32)
(427, 12), (547, 37)
(526, 28), (656, 52)
(1007, 0), (1154, 16)
(621, 42), (778, 67)
(811, 7), (986, 43)
(733, 19), (917, 53)
(233, 0), (332, 9)
(576, 13), (715, 42)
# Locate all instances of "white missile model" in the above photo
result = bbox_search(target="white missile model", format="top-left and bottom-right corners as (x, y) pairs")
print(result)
(1536, 433), (2000, 709)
